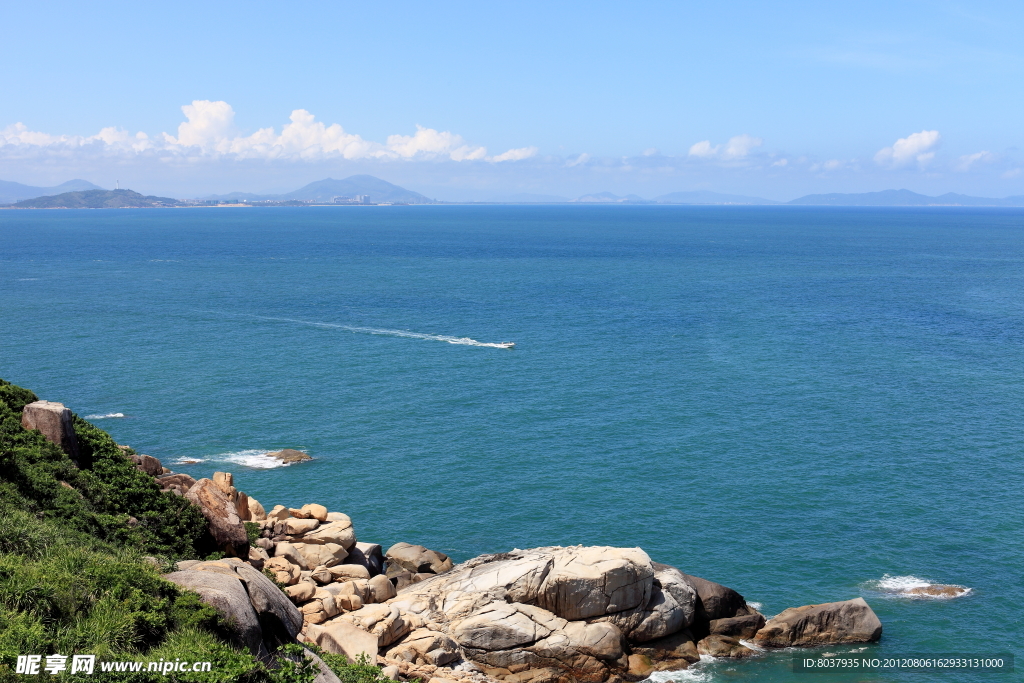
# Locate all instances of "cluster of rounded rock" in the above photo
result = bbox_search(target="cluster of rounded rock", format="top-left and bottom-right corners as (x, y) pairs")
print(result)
(22, 403), (884, 683)
(134, 462), (885, 683)
(251, 502), (455, 628)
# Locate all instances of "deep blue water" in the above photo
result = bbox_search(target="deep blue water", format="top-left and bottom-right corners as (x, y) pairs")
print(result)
(1, 205), (1021, 682)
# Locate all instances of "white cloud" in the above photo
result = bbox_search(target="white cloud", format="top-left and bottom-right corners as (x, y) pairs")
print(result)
(955, 150), (996, 171)
(565, 153), (590, 167)
(874, 130), (940, 167)
(385, 124), (485, 160)
(722, 134), (762, 159)
(0, 101), (529, 164)
(688, 140), (718, 157)
(173, 100), (237, 149)
(688, 135), (762, 160)
(1003, 168), (1021, 179)
(490, 146), (538, 162)
(771, 158), (788, 167)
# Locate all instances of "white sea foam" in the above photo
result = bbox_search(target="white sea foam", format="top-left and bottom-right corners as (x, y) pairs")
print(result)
(171, 457), (205, 465)
(644, 658), (716, 683)
(85, 412), (125, 419)
(218, 449), (290, 469)
(200, 311), (515, 349)
(866, 574), (971, 599)
(746, 601), (762, 611)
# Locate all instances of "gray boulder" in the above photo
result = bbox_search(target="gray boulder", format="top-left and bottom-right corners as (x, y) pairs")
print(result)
(164, 568), (267, 659)
(21, 400), (80, 462)
(753, 597), (882, 647)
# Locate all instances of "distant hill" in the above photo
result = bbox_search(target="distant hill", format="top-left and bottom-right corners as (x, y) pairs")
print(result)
(575, 191), (650, 203)
(203, 175), (433, 204)
(655, 190), (777, 205)
(491, 192), (571, 203)
(11, 189), (181, 209)
(789, 189), (1024, 206)
(0, 179), (104, 204)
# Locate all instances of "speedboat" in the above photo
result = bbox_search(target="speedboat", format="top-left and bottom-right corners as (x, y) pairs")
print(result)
(496, 341), (515, 349)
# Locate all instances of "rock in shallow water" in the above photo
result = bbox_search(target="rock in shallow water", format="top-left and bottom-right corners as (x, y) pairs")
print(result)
(753, 597), (882, 647)
(267, 448), (313, 463)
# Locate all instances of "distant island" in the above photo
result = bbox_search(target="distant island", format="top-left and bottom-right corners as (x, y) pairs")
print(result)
(0, 179), (105, 204)
(787, 189), (1024, 207)
(4, 175), (1024, 208)
(201, 175), (434, 204)
(11, 189), (182, 209)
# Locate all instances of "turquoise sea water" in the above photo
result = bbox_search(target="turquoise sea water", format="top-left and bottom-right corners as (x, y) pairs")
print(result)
(1, 206), (1021, 682)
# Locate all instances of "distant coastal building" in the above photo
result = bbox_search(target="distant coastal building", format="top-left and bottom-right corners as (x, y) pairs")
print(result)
(332, 195), (372, 205)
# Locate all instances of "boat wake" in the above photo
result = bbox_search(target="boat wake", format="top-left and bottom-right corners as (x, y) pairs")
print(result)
(864, 574), (971, 599)
(85, 412), (126, 419)
(198, 311), (515, 348)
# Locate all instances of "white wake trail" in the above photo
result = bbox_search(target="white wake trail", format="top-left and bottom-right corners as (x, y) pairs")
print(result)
(198, 311), (514, 348)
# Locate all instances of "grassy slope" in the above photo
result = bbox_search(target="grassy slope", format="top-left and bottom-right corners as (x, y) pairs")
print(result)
(0, 379), (379, 683)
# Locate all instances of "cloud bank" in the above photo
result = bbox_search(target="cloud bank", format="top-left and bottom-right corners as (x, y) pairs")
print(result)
(0, 100), (537, 164)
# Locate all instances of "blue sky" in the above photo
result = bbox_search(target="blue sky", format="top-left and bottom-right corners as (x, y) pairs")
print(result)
(2, 1), (1022, 200)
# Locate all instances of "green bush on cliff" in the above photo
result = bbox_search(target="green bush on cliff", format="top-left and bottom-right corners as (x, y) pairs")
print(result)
(0, 379), (259, 681)
(0, 379), (207, 559)
(0, 379), (396, 682)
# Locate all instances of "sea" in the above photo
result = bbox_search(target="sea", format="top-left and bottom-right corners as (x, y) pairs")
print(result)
(1, 205), (1021, 682)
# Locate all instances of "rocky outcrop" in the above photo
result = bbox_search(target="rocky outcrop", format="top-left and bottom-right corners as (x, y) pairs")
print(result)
(128, 453), (164, 476)
(185, 477), (249, 557)
(311, 546), (698, 683)
(752, 597), (882, 647)
(267, 449), (313, 464)
(157, 472), (196, 496)
(21, 400), (80, 461)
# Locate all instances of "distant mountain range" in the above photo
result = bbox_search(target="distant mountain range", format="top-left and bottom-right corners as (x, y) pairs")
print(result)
(201, 175), (433, 204)
(5, 175), (1024, 208)
(0, 179), (105, 204)
(12, 189), (180, 209)
(788, 189), (1024, 206)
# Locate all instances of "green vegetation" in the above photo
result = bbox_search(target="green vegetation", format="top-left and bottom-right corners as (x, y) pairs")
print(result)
(0, 379), (390, 682)
(10, 189), (181, 209)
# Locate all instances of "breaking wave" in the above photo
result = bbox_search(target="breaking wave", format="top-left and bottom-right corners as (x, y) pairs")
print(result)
(216, 449), (290, 469)
(85, 412), (125, 419)
(644, 658), (716, 683)
(864, 574), (971, 599)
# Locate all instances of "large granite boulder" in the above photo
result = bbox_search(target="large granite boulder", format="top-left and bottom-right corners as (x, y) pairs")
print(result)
(185, 478), (249, 557)
(322, 546), (675, 682)
(753, 597), (882, 647)
(21, 400), (80, 461)
(164, 565), (267, 658)
(165, 560), (304, 660)
(304, 517), (357, 549)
